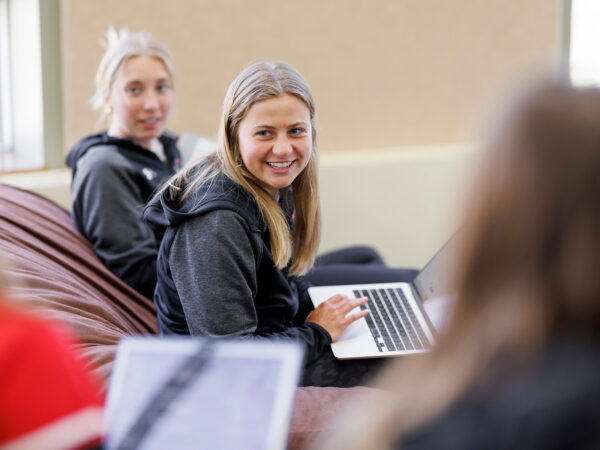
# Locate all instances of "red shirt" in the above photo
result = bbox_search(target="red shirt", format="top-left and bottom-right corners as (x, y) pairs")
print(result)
(0, 302), (105, 449)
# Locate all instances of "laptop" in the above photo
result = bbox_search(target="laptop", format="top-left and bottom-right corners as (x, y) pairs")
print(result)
(104, 337), (304, 450)
(308, 236), (458, 359)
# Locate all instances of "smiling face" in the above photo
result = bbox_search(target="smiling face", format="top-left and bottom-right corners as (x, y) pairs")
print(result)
(237, 94), (313, 197)
(106, 55), (173, 149)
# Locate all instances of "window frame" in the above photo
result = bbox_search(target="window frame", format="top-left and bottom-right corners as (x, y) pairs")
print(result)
(0, 0), (13, 157)
(0, 0), (63, 173)
(566, 0), (600, 86)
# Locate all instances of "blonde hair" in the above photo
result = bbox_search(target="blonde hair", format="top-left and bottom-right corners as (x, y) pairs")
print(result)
(90, 27), (174, 122)
(165, 61), (321, 275)
(315, 81), (600, 448)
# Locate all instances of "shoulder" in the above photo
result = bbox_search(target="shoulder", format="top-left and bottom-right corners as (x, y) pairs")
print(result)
(0, 307), (76, 356)
(74, 144), (131, 173)
(70, 147), (134, 195)
(185, 173), (264, 232)
(0, 307), (96, 388)
(179, 208), (254, 238)
(171, 209), (262, 262)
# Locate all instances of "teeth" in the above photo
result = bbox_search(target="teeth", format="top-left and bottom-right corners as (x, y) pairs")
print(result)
(267, 161), (293, 169)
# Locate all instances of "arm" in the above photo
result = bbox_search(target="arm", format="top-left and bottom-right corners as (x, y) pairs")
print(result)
(290, 275), (315, 324)
(170, 210), (331, 364)
(71, 149), (158, 298)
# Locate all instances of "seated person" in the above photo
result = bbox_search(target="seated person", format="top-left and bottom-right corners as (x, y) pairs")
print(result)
(146, 62), (393, 387)
(66, 28), (181, 299)
(314, 81), (600, 449)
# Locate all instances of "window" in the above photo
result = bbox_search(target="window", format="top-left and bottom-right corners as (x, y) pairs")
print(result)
(0, 0), (61, 172)
(570, 0), (600, 85)
(0, 0), (12, 159)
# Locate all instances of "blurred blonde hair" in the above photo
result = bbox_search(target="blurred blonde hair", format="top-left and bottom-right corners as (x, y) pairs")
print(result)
(90, 27), (174, 123)
(164, 61), (321, 276)
(314, 80), (600, 449)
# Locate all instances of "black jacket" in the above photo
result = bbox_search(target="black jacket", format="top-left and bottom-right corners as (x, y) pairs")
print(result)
(66, 132), (181, 298)
(144, 169), (331, 365)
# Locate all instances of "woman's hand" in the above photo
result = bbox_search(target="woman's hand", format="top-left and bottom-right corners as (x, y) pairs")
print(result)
(306, 294), (369, 342)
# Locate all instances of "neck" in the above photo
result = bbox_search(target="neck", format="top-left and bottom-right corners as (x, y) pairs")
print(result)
(136, 139), (153, 150)
(106, 126), (153, 150)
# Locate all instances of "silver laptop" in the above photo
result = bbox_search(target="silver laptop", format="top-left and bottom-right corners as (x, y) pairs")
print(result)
(104, 337), (303, 450)
(308, 236), (457, 359)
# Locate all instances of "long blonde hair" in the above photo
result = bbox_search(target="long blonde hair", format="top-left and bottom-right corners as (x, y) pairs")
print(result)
(165, 62), (321, 275)
(314, 81), (600, 449)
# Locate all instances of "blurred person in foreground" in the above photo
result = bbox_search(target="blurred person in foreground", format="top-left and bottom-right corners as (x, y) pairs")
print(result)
(314, 81), (600, 449)
(0, 255), (104, 449)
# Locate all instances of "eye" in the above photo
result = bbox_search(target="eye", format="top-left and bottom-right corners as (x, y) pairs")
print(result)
(156, 83), (170, 92)
(256, 130), (272, 137)
(126, 86), (141, 95)
(289, 127), (307, 136)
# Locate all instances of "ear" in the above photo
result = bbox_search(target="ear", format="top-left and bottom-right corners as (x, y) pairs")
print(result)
(103, 97), (113, 115)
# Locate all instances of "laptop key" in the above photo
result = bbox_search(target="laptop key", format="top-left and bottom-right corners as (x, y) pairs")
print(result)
(371, 289), (405, 351)
(355, 289), (395, 352)
(359, 303), (385, 352)
(365, 289), (396, 352)
(379, 289), (412, 350)
(396, 288), (431, 349)
(386, 288), (422, 349)
(353, 287), (432, 353)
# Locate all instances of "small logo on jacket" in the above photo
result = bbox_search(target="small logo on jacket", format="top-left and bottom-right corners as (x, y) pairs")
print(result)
(142, 168), (157, 181)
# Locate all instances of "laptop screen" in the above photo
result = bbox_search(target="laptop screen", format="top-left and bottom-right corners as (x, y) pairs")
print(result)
(104, 337), (303, 450)
(413, 233), (458, 303)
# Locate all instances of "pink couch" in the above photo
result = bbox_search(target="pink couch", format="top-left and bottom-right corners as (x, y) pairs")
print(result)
(0, 183), (370, 449)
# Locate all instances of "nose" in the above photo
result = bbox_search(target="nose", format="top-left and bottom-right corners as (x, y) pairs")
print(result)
(143, 91), (159, 110)
(272, 136), (292, 157)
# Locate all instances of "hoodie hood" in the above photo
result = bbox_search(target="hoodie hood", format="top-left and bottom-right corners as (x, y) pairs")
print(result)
(144, 170), (265, 234)
(66, 131), (180, 177)
(66, 132), (108, 171)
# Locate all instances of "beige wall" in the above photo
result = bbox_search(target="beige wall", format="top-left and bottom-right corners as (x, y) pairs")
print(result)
(60, 0), (559, 153)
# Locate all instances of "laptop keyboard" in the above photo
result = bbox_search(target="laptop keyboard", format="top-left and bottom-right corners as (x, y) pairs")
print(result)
(353, 287), (431, 353)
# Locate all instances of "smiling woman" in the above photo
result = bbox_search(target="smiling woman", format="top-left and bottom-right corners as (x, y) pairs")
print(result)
(144, 61), (389, 387)
(65, 28), (181, 299)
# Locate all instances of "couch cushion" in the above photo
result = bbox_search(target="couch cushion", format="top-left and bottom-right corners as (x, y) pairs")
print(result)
(0, 184), (157, 381)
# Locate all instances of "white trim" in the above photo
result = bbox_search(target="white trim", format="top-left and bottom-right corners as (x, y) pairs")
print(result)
(0, 406), (104, 450)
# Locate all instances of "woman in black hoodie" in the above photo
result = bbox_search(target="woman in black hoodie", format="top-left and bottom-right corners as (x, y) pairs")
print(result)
(146, 62), (388, 387)
(66, 28), (181, 299)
